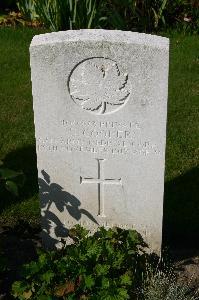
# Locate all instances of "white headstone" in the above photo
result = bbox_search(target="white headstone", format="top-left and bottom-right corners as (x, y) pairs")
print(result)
(30, 30), (169, 253)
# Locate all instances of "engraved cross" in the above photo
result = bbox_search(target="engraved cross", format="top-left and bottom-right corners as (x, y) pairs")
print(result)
(80, 159), (122, 217)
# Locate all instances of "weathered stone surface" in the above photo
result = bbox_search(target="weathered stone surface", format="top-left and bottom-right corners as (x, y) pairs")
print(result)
(30, 29), (169, 253)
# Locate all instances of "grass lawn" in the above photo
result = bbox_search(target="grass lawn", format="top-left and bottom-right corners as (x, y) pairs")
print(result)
(0, 27), (198, 247)
(0, 27), (48, 224)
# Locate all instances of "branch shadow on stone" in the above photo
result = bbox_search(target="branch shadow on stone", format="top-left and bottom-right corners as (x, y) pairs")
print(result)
(38, 169), (98, 248)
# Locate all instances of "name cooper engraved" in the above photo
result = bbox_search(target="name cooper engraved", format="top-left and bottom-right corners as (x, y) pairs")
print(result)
(68, 57), (131, 115)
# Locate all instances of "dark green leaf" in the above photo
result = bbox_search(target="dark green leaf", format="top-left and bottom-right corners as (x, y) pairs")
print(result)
(95, 264), (110, 276)
(41, 271), (55, 284)
(117, 287), (130, 299)
(12, 281), (30, 296)
(101, 276), (110, 289)
(120, 272), (132, 286)
(36, 296), (53, 300)
(84, 274), (95, 289)
(0, 168), (23, 179)
(5, 180), (19, 196)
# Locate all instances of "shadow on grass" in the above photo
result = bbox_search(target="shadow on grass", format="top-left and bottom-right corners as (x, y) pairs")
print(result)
(0, 221), (41, 299)
(0, 145), (38, 213)
(163, 167), (199, 258)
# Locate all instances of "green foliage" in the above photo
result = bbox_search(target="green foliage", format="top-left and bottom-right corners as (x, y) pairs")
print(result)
(20, 0), (102, 31)
(17, 0), (37, 21)
(15, 0), (199, 33)
(0, 160), (25, 197)
(100, 0), (168, 32)
(12, 225), (154, 299)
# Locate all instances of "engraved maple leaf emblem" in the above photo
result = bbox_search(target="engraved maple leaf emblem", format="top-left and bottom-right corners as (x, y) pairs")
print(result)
(69, 58), (130, 114)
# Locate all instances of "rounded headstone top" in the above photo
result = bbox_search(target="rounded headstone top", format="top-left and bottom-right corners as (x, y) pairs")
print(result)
(30, 29), (169, 50)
